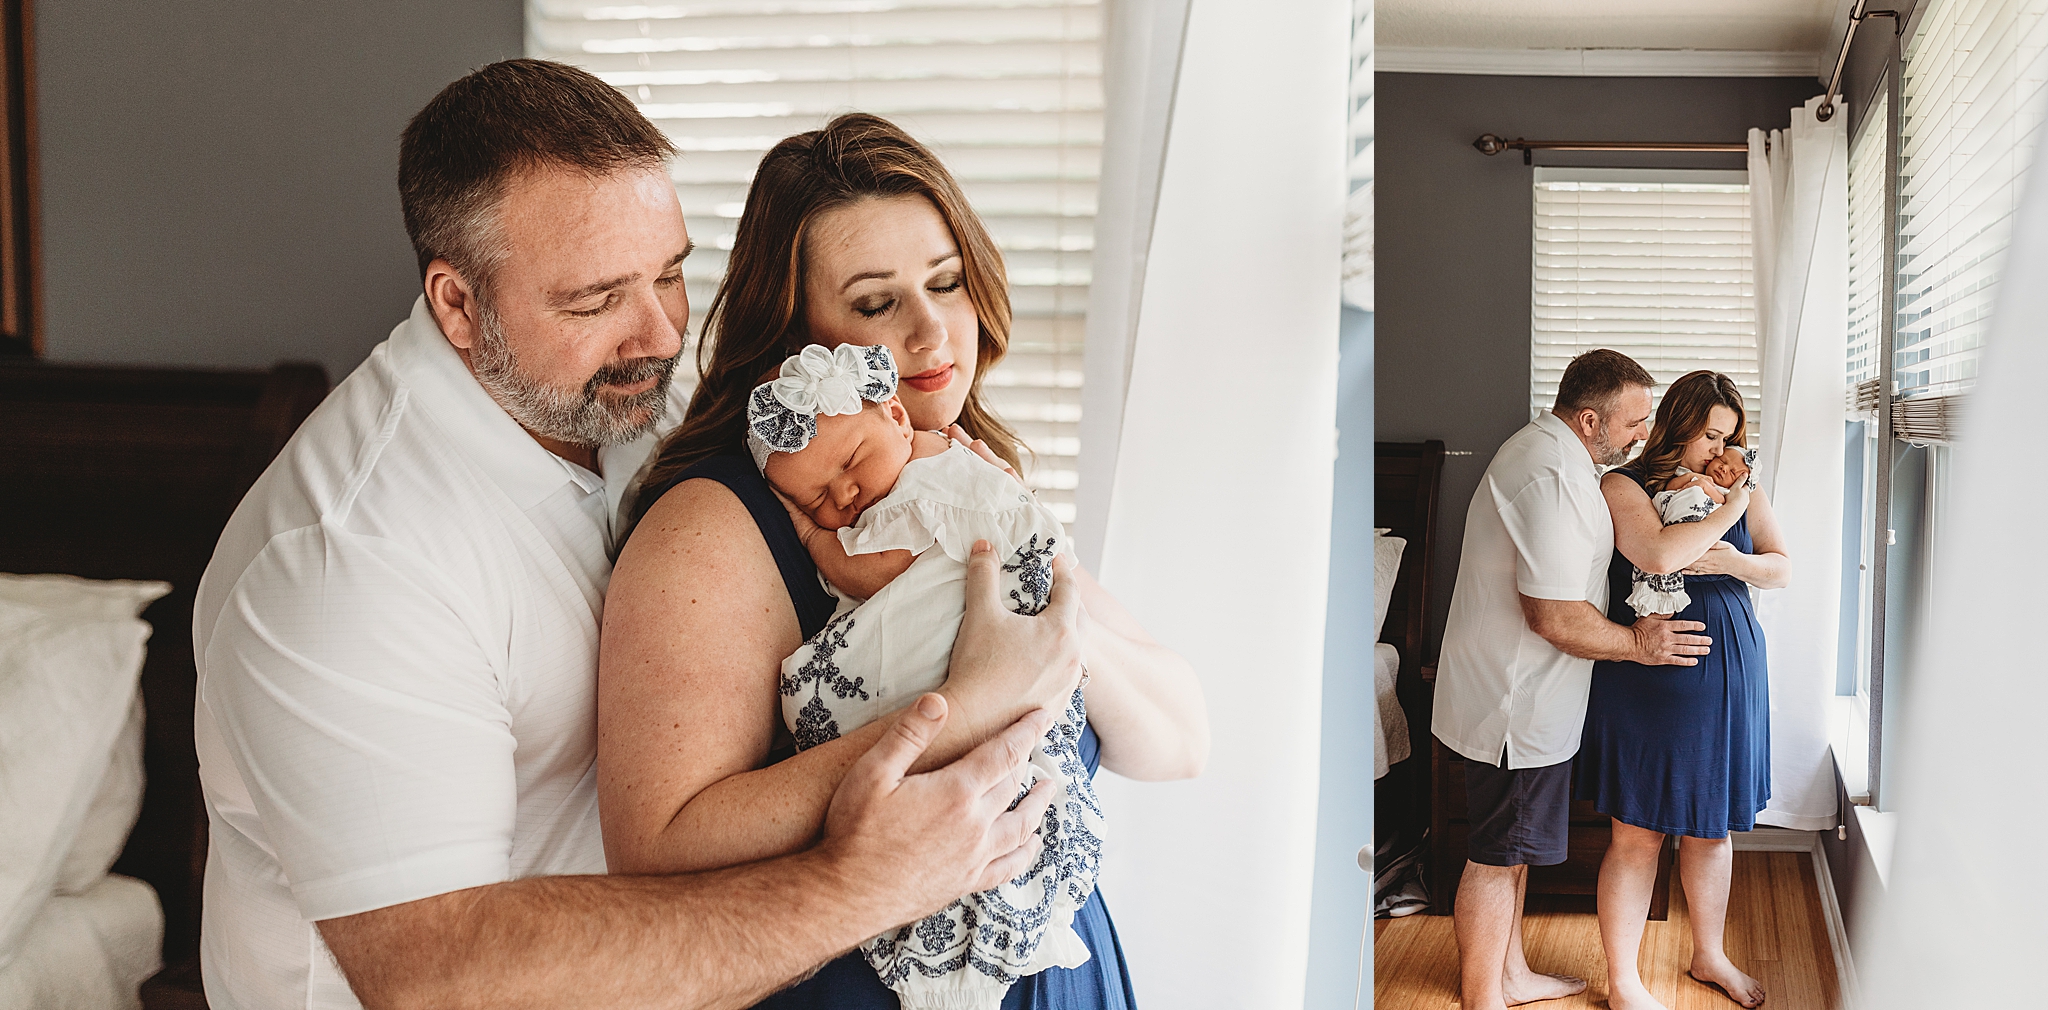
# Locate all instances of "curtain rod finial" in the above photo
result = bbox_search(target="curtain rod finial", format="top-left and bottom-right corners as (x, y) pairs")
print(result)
(1473, 133), (1507, 156)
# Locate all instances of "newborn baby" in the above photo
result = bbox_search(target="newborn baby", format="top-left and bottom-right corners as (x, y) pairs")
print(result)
(1625, 446), (1759, 617)
(745, 343), (1102, 1010)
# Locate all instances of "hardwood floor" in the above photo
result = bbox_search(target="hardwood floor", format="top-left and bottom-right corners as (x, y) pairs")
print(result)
(1373, 850), (1840, 1010)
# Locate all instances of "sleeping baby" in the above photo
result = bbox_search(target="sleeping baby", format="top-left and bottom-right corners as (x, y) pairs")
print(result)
(1625, 446), (1759, 617)
(744, 343), (1102, 1010)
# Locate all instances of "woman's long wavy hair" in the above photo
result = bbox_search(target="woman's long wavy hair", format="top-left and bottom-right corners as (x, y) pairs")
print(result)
(1632, 370), (1747, 490)
(637, 113), (1022, 508)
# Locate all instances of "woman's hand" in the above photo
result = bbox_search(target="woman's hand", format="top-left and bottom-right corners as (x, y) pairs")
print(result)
(1680, 541), (1746, 577)
(944, 424), (1026, 488)
(941, 543), (1087, 743)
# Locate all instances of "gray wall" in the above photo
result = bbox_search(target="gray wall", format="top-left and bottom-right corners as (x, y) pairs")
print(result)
(1375, 72), (1826, 656)
(36, 1), (524, 382)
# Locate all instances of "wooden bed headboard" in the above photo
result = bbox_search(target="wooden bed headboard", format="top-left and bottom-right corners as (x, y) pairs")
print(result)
(0, 359), (329, 1005)
(1374, 440), (1445, 679)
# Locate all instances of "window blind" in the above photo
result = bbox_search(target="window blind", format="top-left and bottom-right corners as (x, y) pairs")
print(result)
(1848, 88), (1889, 395)
(527, 0), (1102, 522)
(1895, 0), (2048, 401)
(1342, 0), (1373, 311)
(1530, 168), (1761, 429)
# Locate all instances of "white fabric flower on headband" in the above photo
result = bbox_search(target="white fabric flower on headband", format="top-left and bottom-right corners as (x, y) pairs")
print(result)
(773, 344), (877, 417)
(745, 344), (899, 471)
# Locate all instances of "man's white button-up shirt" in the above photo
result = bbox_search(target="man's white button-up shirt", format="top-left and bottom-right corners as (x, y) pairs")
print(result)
(193, 298), (682, 1010)
(1431, 410), (1614, 769)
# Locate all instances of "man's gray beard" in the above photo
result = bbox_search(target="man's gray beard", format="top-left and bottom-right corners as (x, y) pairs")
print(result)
(1587, 423), (1635, 467)
(469, 298), (678, 447)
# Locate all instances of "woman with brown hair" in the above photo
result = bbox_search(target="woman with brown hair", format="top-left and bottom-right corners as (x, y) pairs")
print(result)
(595, 113), (1209, 1008)
(1578, 370), (1791, 1010)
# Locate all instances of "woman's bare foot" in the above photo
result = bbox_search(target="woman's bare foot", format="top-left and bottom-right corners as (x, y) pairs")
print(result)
(1502, 969), (1586, 1006)
(1607, 978), (1671, 1010)
(1689, 955), (1765, 1008)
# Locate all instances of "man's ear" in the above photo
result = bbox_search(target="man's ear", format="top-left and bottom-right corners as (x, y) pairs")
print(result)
(423, 257), (482, 354)
(1570, 407), (1600, 438)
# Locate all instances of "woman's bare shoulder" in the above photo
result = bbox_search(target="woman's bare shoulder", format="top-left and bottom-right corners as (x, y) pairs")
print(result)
(615, 477), (779, 588)
(1600, 468), (1651, 495)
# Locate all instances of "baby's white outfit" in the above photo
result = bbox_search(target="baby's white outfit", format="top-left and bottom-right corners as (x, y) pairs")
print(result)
(779, 444), (1103, 1010)
(1625, 448), (1759, 617)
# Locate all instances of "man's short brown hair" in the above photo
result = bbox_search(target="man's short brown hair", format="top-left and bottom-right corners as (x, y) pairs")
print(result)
(398, 59), (676, 285)
(1554, 348), (1656, 415)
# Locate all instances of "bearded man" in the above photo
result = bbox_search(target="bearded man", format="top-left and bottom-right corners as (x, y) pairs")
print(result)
(1430, 348), (1712, 1010)
(192, 60), (1074, 1010)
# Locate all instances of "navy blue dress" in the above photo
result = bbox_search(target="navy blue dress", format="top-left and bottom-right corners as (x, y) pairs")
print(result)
(1573, 466), (1771, 839)
(634, 456), (1138, 1010)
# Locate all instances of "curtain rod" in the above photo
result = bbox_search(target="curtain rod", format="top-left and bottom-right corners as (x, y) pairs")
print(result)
(1817, 1), (1903, 123)
(1473, 134), (1748, 165)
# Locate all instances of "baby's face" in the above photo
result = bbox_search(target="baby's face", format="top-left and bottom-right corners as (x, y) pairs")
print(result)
(1702, 448), (1749, 487)
(764, 398), (916, 530)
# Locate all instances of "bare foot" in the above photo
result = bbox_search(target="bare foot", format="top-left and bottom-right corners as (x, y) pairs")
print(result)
(1689, 956), (1766, 1008)
(1503, 969), (1587, 1006)
(1607, 979), (1672, 1010)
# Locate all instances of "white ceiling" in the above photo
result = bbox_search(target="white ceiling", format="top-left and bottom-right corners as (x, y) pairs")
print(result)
(1376, 0), (1840, 54)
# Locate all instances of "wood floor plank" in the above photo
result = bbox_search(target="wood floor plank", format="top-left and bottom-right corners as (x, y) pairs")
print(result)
(1372, 852), (1838, 1010)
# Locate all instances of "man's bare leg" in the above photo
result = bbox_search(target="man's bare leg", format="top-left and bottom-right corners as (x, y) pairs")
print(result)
(1501, 864), (1587, 1005)
(1598, 820), (1672, 1010)
(1454, 861), (1520, 1010)
(1678, 836), (1765, 1007)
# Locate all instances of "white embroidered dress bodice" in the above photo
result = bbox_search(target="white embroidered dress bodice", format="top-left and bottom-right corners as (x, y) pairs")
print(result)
(778, 444), (1103, 1010)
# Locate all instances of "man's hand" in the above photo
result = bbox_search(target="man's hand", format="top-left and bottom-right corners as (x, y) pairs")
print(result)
(1520, 594), (1712, 665)
(1629, 614), (1711, 666)
(941, 540), (1085, 743)
(819, 695), (1056, 930)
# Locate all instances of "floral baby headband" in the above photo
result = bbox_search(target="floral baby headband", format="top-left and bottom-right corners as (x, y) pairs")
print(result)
(745, 343), (899, 472)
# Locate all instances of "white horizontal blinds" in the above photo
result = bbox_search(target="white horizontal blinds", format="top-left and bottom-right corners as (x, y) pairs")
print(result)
(1342, 0), (1373, 310)
(1895, 0), (2048, 401)
(1848, 88), (1890, 392)
(1530, 169), (1761, 428)
(527, 0), (1101, 523)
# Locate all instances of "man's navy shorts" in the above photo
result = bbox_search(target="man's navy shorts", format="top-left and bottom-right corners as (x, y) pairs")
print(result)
(1463, 750), (1572, 867)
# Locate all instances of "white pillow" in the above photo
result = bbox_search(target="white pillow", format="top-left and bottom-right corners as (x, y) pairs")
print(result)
(0, 575), (168, 968)
(1372, 528), (1407, 642)
(55, 697), (146, 896)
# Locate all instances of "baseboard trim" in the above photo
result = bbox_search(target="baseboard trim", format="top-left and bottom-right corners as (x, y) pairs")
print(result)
(1730, 827), (1818, 852)
(1809, 840), (1860, 1009)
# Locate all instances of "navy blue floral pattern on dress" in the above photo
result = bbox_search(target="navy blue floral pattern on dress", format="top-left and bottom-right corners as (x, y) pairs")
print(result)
(779, 609), (867, 750)
(783, 536), (1104, 1006)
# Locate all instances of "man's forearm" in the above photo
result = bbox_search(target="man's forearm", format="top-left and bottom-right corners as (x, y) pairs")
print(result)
(1521, 598), (1640, 662)
(327, 849), (888, 1010)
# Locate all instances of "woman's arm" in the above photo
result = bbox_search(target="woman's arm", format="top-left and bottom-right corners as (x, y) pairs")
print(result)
(1680, 487), (1792, 589)
(598, 480), (1081, 875)
(781, 493), (916, 600)
(1071, 567), (1210, 781)
(1604, 471), (1750, 575)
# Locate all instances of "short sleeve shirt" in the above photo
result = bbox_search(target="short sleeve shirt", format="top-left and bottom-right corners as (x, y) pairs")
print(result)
(1431, 411), (1614, 768)
(192, 298), (685, 1010)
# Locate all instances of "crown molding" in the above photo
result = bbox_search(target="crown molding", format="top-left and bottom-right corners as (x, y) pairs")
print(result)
(1377, 47), (1823, 78)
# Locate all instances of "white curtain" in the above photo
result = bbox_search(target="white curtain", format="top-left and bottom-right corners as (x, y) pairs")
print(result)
(1745, 94), (1846, 832)
(1073, 0), (1191, 571)
(1078, 0), (1349, 1004)
(1862, 95), (2048, 1009)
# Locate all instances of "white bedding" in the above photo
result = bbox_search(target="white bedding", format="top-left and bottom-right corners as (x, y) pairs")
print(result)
(0, 874), (161, 1010)
(1373, 642), (1410, 779)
